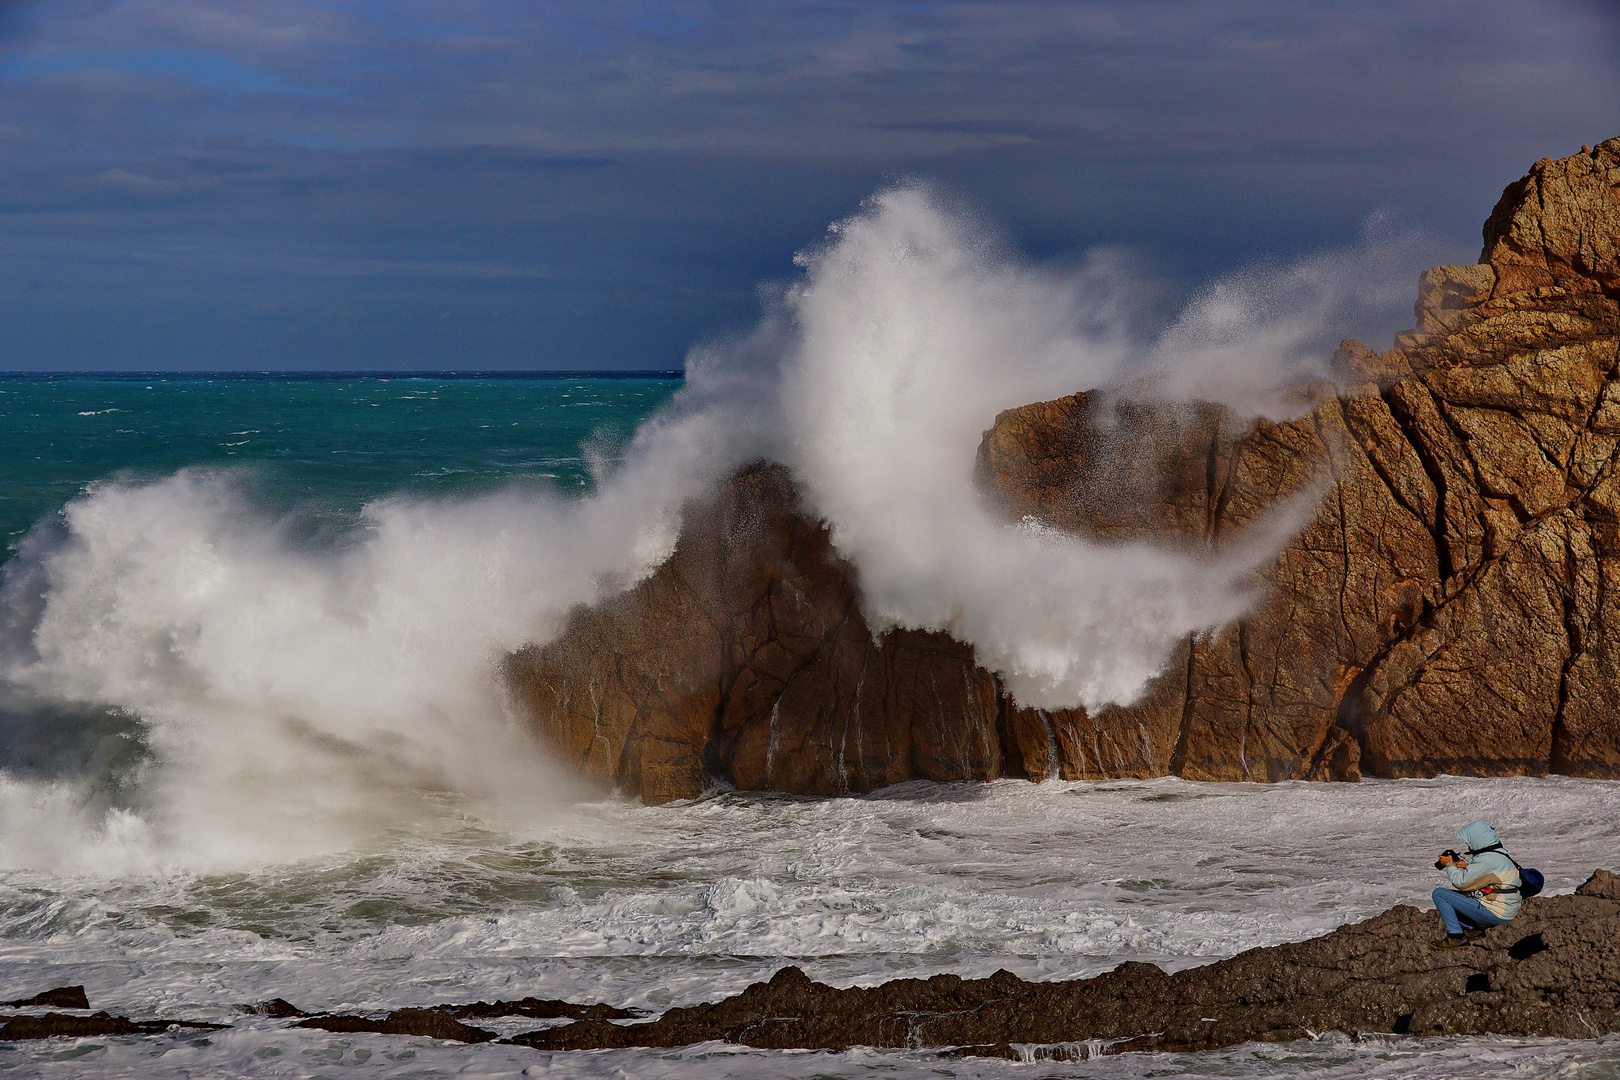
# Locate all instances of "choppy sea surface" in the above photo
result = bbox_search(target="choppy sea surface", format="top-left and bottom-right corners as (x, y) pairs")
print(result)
(0, 373), (680, 550)
(0, 375), (1615, 1078)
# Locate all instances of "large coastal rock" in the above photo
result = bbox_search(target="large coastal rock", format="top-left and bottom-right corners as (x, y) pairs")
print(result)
(514, 869), (1620, 1058)
(980, 136), (1620, 783)
(506, 138), (1620, 800)
(505, 463), (1002, 801)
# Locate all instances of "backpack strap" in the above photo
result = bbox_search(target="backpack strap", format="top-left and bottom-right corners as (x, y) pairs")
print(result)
(1467, 842), (1515, 864)
(1465, 842), (1522, 892)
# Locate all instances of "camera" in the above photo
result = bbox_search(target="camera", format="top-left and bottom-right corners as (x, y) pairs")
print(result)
(1434, 849), (1459, 870)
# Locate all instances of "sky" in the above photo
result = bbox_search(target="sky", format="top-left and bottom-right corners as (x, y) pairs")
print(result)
(0, 0), (1617, 371)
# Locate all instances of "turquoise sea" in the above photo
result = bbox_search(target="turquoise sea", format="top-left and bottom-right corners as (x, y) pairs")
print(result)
(0, 372), (681, 554)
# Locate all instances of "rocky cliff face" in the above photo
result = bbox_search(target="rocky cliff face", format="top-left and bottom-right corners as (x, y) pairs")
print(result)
(981, 136), (1620, 784)
(506, 138), (1620, 801)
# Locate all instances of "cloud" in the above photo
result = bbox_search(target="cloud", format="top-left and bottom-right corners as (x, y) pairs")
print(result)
(0, 0), (1616, 369)
(9, 1), (1617, 158)
(0, 0), (38, 42)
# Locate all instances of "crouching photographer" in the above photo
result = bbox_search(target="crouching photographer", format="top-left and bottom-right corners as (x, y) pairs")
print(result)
(1430, 820), (1539, 950)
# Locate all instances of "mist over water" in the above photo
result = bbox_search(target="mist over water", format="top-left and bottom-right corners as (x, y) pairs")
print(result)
(0, 378), (684, 872)
(1141, 212), (1436, 415)
(2, 474), (602, 870)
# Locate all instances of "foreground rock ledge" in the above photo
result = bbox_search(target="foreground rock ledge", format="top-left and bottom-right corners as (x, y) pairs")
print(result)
(511, 869), (1620, 1059)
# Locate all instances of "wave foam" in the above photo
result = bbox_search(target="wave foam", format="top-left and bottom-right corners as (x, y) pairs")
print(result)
(0, 187), (1419, 870)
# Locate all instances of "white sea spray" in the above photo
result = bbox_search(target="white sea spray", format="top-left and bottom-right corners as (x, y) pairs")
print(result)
(0, 187), (1427, 872)
(763, 187), (1341, 708)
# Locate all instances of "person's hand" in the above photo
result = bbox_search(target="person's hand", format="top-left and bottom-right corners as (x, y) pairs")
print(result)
(1437, 852), (1459, 868)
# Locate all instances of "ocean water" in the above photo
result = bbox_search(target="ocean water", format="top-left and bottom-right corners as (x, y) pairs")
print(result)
(0, 373), (681, 551)
(0, 372), (1614, 1079)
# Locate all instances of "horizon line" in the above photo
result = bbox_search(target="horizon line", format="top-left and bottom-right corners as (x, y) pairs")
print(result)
(0, 369), (685, 379)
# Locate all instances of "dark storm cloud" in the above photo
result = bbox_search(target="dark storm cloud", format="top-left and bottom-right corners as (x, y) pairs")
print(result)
(0, 0), (1617, 369)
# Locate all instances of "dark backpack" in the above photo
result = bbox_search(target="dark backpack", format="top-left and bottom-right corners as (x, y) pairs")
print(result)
(1467, 843), (1544, 898)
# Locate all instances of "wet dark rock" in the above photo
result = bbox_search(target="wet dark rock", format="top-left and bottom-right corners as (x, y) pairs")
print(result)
(0, 1012), (139, 1041)
(441, 997), (637, 1021)
(1578, 867), (1620, 899)
(295, 1008), (495, 1043)
(510, 868), (1620, 1058)
(2, 987), (88, 1010)
(289, 998), (631, 1041)
(247, 998), (309, 1018)
(0, 1011), (225, 1041)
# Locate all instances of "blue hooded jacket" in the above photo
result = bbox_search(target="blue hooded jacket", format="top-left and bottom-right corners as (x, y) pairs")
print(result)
(1443, 821), (1521, 919)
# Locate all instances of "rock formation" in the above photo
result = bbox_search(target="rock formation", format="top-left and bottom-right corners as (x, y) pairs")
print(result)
(0, 984), (224, 1043)
(983, 136), (1620, 784)
(504, 462), (1003, 801)
(296, 1008), (496, 1043)
(1, 986), (87, 1009)
(505, 137), (1620, 800)
(290, 995), (639, 1043)
(435, 996), (637, 1022)
(512, 868), (1620, 1058)
(0, 987), (642, 1046)
(0, 996), (224, 1041)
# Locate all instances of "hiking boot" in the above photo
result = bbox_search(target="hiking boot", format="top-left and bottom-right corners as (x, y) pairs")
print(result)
(1462, 928), (1487, 942)
(1430, 933), (1469, 950)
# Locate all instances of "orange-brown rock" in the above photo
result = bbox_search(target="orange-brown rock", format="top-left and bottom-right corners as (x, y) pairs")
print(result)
(982, 137), (1620, 783)
(504, 463), (1002, 801)
(978, 390), (1383, 783)
(507, 137), (1620, 799)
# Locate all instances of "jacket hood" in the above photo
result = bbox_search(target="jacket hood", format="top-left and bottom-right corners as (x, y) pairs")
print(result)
(1456, 821), (1500, 851)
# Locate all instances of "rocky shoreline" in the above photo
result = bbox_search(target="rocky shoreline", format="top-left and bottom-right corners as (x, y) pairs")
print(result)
(8, 869), (1615, 1057)
(510, 868), (1620, 1058)
(507, 137), (1620, 801)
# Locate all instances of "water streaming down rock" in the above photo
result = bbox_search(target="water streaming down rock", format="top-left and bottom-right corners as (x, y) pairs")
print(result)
(506, 137), (1620, 801)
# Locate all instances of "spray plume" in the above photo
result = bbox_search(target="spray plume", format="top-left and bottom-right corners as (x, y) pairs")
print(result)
(0, 185), (1421, 871)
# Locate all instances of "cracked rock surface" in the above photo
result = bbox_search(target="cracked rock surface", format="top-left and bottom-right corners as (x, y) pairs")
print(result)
(982, 137), (1620, 784)
(296, 1009), (496, 1043)
(511, 869), (1620, 1058)
(290, 996), (637, 1043)
(506, 137), (1620, 800)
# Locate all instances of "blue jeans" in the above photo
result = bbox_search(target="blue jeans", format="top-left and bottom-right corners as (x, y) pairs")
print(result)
(1432, 887), (1511, 934)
